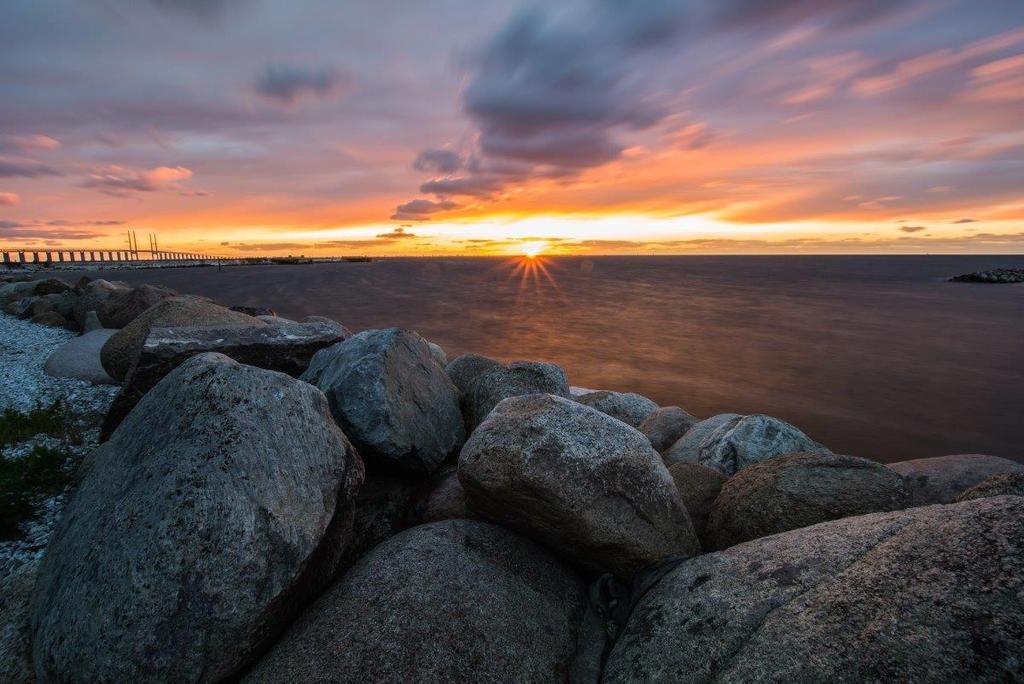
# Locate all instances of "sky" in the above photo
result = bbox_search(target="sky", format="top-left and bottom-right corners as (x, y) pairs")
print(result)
(1, 0), (1023, 256)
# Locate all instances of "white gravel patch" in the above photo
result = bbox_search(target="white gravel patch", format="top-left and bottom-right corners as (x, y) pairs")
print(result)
(1, 313), (118, 579)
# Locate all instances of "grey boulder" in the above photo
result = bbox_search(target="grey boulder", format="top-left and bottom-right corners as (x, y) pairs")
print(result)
(465, 360), (570, 431)
(459, 393), (699, 579)
(706, 452), (910, 550)
(44, 328), (118, 385)
(100, 296), (262, 381)
(956, 472), (1024, 502)
(100, 319), (350, 438)
(427, 341), (447, 367)
(97, 283), (177, 328)
(72, 279), (128, 330)
(888, 453), (1024, 505)
(407, 467), (479, 525)
(0, 561), (36, 684)
(640, 405), (698, 452)
(604, 496), (1024, 682)
(245, 520), (586, 684)
(301, 328), (465, 475)
(574, 390), (659, 428)
(31, 353), (364, 683)
(667, 462), (728, 545)
(445, 352), (501, 395)
(664, 413), (828, 475)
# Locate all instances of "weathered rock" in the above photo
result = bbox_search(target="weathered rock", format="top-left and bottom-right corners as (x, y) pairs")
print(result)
(667, 462), (727, 545)
(407, 467), (479, 525)
(640, 405), (698, 452)
(459, 393), (699, 579)
(888, 453), (1024, 505)
(230, 305), (275, 317)
(569, 385), (599, 397)
(72, 279), (128, 330)
(301, 328), (465, 475)
(245, 520), (586, 683)
(100, 296), (262, 381)
(4, 297), (35, 318)
(604, 496), (1024, 682)
(956, 472), (1024, 502)
(31, 278), (71, 296)
(444, 352), (501, 395)
(427, 341), (447, 367)
(31, 292), (74, 322)
(0, 561), (36, 684)
(707, 452), (910, 550)
(82, 310), (103, 333)
(31, 353), (364, 683)
(465, 360), (570, 431)
(30, 311), (68, 328)
(574, 390), (659, 428)
(663, 413), (828, 475)
(97, 283), (177, 329)
(0, 281), (36, 306)
(44, 329), (118, 385)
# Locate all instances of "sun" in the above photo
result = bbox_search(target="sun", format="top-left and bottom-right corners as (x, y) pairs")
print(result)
(520, 241), (546, 258)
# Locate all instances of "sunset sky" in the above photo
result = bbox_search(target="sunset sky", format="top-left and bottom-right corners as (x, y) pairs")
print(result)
(2, 0), (1023, 256)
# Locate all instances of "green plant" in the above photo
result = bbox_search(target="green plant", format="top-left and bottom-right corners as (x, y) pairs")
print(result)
(0, 400), (82, 448)
(0, 445), (73, 540)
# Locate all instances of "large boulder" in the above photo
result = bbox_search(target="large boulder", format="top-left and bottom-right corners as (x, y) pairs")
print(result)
(465, 360), (570, 431)
(301, 328), (465, 475)
(72, 279), (128, 330)
(97, 283), (177, 328)
(0, 281), (37, 306)
(100, 296), (262, 381)
(30, 353), (364, 683)
(574, 390), (659, 428)
(888, 453), (1024, 505)
(956, 472), (1024, 502)
(100, 319), (350, 438)
(445, 352), (501, 395)
(30, 311), (68, 328)
(44, 328), (118, 385)
(663, 413), (828, 475)
(706, 452), (910, 550)
(640, 405), (698, 452)
(246, 520), (586, 683)
(667, 462), (728, 545)
(0, 562), (36, 684)
(604, 497), (1024, 682)
(30, 278), (71, 296)
(459, 393), (699, 579)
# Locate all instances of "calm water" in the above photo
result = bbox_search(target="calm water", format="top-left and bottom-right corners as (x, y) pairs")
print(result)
(85, 256), (1023, 463)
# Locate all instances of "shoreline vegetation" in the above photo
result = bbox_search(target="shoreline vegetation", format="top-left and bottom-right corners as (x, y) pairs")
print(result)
(2, 271), (1023, 681)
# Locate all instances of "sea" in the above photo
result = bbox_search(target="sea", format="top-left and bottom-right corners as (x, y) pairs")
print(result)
(94, 255), (1024, 464)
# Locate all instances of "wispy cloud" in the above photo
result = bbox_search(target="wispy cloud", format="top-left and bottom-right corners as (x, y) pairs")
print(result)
(80, 165), (193, 196)
(254, 65), (352, 105)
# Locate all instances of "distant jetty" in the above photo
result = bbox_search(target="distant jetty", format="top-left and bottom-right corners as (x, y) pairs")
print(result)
(950, 267), (1024, 283)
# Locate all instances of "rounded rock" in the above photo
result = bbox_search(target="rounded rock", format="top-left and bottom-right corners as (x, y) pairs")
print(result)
(465, 360), (570, 432)
(955, 472), (1024, 502)
(888, 453), (1024, 505)
(640, 405), (699, 452)
(574, 390), (659, 428)
(667, 462), (728, 545)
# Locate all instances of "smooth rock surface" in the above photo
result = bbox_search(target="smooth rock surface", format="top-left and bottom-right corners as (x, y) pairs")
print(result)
(707, 452), (910, 550)
(43, 328), (117, 385)
(956, 472), (1024, 501)
(889, 453), (1024, 505)
(604, 497), (1024, 682)
(640, 405), (698, 452)
(667, 462), (728, 545)
(301, 328), (465, 475)
(427, 341), (447, 367)
(97, 283), (176, 328)
(574, 390), (659, 428)
(459, 393), (698, 579)
(245, 520), (586, 684)
(663, 413), (828, 475)
(465, 360), (570, 431)
(31, 353), (364, 683)
(100, 296), (262, 381)
(444, 352), (501, 395)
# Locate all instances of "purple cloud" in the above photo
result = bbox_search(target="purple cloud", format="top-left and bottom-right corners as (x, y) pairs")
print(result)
(255, 65), (352, 105)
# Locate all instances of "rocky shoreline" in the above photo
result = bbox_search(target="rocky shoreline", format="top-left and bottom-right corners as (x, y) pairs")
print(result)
(2, 272), (1023, 682)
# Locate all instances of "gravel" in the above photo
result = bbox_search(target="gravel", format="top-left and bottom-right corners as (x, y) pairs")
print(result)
(1, 313), (118, 580)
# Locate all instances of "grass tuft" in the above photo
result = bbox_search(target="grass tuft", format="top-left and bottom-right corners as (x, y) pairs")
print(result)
(0, 445), (73, 540)
(0, 400), (82, 448)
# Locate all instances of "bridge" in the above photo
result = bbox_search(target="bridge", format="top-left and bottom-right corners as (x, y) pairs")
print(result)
(1, 231), (227, 267)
